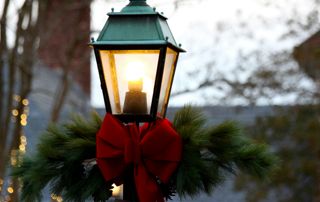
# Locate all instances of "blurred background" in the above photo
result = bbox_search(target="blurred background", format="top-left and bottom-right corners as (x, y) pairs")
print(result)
(0, 0), (319, 201)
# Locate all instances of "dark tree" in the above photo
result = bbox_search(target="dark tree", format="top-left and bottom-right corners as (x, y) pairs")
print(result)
(0, 0), (92, 201)
(235, 105), (320, 202)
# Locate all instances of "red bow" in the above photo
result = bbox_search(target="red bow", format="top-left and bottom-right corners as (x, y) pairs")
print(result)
(96, 114), (182, 202)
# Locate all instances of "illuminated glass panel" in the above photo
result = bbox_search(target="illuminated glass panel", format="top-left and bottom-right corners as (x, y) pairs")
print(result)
(157, 48), (178, 117)
(99, 50), (160, 115)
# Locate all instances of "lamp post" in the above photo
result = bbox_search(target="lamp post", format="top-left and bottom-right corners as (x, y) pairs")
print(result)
(91, 0), (184, 201)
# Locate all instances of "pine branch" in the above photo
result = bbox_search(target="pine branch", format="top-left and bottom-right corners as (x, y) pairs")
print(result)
(11, 112), (111, 202)
(173, 106), (278, 198)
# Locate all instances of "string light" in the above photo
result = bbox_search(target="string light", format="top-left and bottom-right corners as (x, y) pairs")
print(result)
(11, 109), (19, 117)
(20, 114), (27, 120)
(7, 187), (14, 194)
(20, 135), (27, 143)
(20, 103), (29, 127)
(10, 134), (28, 166)
(22, 99), (29, 106)
(11, 98), (30, 127)
(7, 97), (30, 201)
(56, 196), (63, 202)
(13, 95), (21, 102)
(10, 150), (18, 166)
(20, 119), (27, 126)
(19, 145), (26, 152)
(51, 194), (63, 202)
(19, 135), (27, 154)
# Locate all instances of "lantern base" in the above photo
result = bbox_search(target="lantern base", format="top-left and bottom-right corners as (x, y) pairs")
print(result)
(123, 91), (147, 114)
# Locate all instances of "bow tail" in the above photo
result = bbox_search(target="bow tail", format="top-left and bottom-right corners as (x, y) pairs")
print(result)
(134, 164), (165, 202)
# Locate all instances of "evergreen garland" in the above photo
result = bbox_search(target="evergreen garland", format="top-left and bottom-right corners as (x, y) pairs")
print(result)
(12, 106), (278, 201)
(13, 113), (112, 202)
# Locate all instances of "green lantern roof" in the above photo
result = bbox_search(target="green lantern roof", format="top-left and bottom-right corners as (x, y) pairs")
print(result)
(92, 0), (184, 52)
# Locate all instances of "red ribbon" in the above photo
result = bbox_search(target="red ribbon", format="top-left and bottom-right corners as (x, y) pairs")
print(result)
(96, 114), (182, 202)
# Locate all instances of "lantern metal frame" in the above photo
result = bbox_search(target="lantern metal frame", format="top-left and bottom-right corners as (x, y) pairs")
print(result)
(91, 0), (185, 123)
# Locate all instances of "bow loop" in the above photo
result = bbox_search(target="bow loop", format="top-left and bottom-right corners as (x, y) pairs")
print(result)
(96, 114), (182, 202)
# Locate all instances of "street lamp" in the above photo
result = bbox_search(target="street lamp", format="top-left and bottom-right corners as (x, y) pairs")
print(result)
(91, 0), (185, 123)
(92, 0), (184, 201)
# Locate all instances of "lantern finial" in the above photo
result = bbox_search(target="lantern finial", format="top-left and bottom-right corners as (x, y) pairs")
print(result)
(128, 0), (147, 5)
(121, 0), (152, 13)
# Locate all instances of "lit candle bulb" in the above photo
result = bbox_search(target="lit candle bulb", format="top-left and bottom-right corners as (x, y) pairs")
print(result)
(125, 61), (145, 88)
(111, 184), (123, 199)
(128, 78), (143, 92)
(123, 62), (147, 114)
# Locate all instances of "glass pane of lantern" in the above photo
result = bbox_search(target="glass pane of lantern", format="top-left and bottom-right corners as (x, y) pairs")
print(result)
(157, 48), (178, 117)
(99, 50), (160, 115)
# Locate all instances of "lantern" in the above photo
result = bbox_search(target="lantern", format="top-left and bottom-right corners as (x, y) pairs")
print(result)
(91, 0), (185, 123)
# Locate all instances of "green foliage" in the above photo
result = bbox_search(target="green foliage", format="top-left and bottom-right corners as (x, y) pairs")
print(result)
(173, 106), (278, 198)
(12, 112), (113, 202)
(12, 107), (277, 201)
(235, 105), (320, 202)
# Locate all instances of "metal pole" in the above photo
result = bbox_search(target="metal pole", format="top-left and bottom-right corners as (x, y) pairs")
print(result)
(123, 165), (139, 202)
(122, 122), (140, 202)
